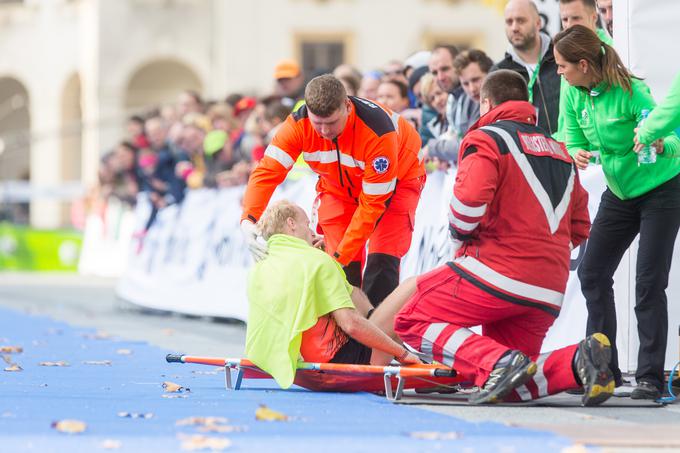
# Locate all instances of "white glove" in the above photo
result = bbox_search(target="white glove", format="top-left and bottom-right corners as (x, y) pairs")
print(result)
(240, 219), (268, 262)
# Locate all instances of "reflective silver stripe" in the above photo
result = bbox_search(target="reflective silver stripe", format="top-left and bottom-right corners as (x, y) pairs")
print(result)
(302, 150), (365, 169)
(450, 193), (487, 218)
(448, 209), (479, 233)
(302, 150), (337, 165)
(454, 255), (564, 308)
(482, 126), (575, 234)
(390, 112), (400, 133)
(362, 178), (396, 195)
(533, 353), (550, 397)
(421, 323), (447, 359)
(552, 173), (575, 233)
(264, 145), (295, 169)
(340, 153), (365, 169)
(515, 384), (532, 401)
(441, 328), (474, 368)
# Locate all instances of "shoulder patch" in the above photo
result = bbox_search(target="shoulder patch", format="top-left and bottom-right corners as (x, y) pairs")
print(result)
(292, 104), (308, 122)
(350, 96), (395, 137)
(517, 132), (572, 163)
(371, 156), (390, 174)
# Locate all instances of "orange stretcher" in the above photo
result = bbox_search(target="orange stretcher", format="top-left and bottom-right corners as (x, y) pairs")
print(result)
(165, 354), (464, 401)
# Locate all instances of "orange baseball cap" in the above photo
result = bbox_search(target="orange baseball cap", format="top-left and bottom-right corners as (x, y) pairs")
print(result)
(274, 59), (301, 79)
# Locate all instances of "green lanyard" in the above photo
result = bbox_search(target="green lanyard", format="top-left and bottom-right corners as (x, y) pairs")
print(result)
(526, 55), (542, 104)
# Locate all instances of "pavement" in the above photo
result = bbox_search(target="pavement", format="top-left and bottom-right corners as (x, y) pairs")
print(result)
(1, 273), (679, 452)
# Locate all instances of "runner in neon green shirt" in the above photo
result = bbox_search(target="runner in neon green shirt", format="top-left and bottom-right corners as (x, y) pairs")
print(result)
(246, 200), (419, 388)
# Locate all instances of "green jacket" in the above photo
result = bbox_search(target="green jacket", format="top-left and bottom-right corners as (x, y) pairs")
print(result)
(562, 78), (680, 199)
(638, 71), (680, 145)
(554, 28), (613, 143)
(245, 234), (354, 389)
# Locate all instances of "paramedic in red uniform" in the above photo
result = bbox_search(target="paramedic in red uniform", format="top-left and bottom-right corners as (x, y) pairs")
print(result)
(241, 74), (425, 307)
(392, 69), (615, 406)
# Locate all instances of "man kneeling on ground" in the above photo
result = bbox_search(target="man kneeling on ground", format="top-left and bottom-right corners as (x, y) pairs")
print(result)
(245, 200), (420, 389)
(391, 69), (615, 406)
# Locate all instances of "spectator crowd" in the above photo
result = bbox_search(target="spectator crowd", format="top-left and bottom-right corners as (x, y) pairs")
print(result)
(93, 0), (627, 260)
(97, 0), (614, 222)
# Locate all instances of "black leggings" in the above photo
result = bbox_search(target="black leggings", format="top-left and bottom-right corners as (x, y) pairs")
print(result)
(329, 337), (372, 365)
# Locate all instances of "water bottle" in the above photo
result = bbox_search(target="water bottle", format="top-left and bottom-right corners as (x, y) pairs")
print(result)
(637, 109), (657, 165)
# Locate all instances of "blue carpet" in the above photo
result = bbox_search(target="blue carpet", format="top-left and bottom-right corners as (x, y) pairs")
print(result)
(0, 307), (574, 452)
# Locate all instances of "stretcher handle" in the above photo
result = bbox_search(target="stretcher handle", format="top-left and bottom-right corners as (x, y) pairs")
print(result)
(433, 368), (456, 377)
(166, 353), (184, 363)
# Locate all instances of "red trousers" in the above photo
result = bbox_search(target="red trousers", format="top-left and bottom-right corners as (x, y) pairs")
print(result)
(394, 265), (579, 401)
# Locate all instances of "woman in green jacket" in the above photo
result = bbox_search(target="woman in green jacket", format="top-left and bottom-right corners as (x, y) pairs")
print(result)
(554, 25), (680, 400)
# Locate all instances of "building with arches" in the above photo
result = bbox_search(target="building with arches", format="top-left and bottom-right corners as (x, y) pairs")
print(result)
(0, 0), (511, 228)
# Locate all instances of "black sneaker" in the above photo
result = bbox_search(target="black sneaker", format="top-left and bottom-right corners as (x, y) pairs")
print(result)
(575, 333), (615, 406)
(468, 350), (536, 405)
(631, 380), (661, 400)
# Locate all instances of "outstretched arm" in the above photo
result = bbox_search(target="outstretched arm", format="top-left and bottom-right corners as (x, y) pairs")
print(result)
(637, 72), (680, 145)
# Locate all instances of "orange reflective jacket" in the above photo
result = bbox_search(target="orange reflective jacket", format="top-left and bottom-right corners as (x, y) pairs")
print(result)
(242, 96), (424, 265)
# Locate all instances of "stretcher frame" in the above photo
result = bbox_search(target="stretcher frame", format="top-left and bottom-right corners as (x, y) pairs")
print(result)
(166, 354), (460, 401)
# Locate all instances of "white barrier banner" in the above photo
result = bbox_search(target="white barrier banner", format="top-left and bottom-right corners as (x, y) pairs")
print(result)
(78, 198), (137, 278)
(113, 167), (679, 370)
(116, 178), (316, 320)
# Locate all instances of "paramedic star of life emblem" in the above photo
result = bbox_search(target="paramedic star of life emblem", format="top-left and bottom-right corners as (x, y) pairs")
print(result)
(372, 156), (390, 174)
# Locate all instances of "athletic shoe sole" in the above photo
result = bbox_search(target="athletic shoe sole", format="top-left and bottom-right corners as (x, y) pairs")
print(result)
(580, 333), (615, 407)
(469, 355), (537, 405)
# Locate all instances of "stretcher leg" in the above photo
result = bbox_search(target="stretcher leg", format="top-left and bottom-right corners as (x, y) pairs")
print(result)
(384, 372), (406, 401)
(234, 368), (244, 390)
(224, 364), (232, 390)
(224, 364), (244, 390)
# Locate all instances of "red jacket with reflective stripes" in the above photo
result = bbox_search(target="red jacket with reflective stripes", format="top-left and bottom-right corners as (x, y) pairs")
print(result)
(242, 96), (424, 265)
(447, 101), (590, 316)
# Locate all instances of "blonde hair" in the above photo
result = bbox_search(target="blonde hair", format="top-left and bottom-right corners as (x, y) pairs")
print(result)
(207, 103), (236, 129)
(258, 200), (299, 240)
(418, 73), (437, 107)
(182, 112), (212, 132)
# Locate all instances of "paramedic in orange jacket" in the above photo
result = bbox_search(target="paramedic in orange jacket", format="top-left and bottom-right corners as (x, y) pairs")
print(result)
(241, 74), (425, 307)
